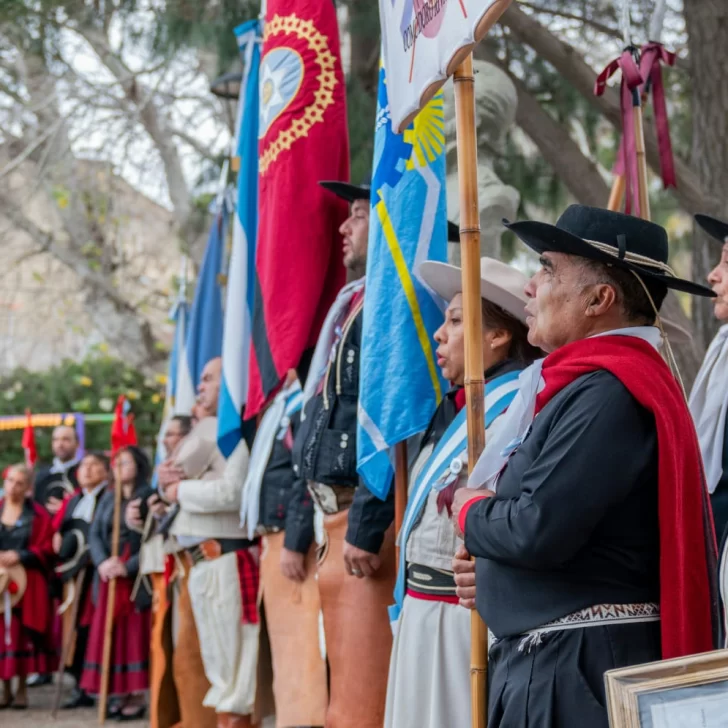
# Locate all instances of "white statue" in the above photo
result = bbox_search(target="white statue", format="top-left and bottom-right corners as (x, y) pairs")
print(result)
(443, 59), (520, 263)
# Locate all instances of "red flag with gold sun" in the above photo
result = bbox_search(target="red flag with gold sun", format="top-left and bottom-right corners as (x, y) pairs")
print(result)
(245, 0), (349, 418)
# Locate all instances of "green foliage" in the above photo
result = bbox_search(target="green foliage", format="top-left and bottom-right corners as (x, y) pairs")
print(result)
(0, 351), (166, 470)
(151, 0), (260, 72)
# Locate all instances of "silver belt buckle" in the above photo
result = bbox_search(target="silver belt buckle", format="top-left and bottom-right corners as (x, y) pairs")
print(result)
(309, 483), (340, 515)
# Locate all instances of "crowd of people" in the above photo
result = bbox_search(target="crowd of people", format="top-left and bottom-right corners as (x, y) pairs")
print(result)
(0, 178), (727, 728)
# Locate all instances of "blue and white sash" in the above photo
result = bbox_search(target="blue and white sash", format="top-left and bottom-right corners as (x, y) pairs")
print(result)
(240, 379), (303, 539)
(389, 370), (521, 626)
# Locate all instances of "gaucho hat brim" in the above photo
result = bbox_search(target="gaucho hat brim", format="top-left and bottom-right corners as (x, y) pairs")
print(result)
(695, 214), (728, 244)
(504, 210), (715, 298)
(319, 181), (370, 204)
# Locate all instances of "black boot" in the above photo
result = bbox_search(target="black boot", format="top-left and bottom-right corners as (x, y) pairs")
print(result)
(26, 674), (52, 688)
(62, 687), (95, 709)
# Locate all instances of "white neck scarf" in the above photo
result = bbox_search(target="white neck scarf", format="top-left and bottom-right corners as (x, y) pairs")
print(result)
(301, 277), (365, 415)
(468, 326), (663, 489)
(72, 481), (108, 522)
(689, 325), (728, 494)
(50, 453), (81, 475)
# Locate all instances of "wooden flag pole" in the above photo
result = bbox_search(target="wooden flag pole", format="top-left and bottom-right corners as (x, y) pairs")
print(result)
(607, 174), (626, 212)
(394, 441), (408, 564)
(632, 85), (650, 220)
(98, 460), (123, 725)
(453, 54), (488, 728)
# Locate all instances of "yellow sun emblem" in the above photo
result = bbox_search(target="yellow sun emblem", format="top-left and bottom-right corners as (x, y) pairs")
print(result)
(404, 92), (446, 170)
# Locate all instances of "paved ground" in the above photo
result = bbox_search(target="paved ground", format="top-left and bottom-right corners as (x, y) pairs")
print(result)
(2, 680), (276, 727)
(1, 680), (148, 727)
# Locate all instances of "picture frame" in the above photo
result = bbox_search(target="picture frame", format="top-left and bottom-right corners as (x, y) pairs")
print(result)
(605, 649), (728, 727)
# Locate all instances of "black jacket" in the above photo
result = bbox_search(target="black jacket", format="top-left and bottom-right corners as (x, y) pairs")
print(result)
(34, 463), (79, 507)
(465, 370), (660, 638)
(294, 302), (394, 555)
(56, 487), (107, 583)
(89, 487), (147, 607)
(259, 410), (315, 554)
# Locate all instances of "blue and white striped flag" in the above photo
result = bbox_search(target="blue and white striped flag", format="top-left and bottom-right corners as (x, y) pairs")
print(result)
(152, 298), (190, 487)
(177, 207), (228, 415)
(217, 20), (261, 458)
(169, 299), (191, 415)
(356, 65), (448, 500)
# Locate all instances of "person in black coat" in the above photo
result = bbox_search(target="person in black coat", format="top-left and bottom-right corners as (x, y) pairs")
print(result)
(79, 446), (151, 722)
(451, 207), (718, 728)
(52, 451), (110, 709)
(33, 425), (81, 516)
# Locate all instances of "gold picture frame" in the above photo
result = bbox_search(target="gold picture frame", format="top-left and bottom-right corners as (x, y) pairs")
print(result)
(605, 649), (728, 727)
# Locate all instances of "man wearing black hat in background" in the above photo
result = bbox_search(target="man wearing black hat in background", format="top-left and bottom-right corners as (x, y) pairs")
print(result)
(451, 206), (719, 728)
(294, 178), (395, 728)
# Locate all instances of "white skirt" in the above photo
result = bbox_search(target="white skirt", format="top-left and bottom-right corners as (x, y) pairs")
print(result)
(384, 594), (472, 728)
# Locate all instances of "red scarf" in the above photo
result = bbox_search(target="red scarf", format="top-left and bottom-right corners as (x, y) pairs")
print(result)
(536, 336), (719, 659)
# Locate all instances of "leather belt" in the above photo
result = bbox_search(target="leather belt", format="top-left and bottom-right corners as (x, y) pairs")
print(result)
(406, 563), (457, 598)
(185, 538), (256, 566)
(308, 482), (355, 514)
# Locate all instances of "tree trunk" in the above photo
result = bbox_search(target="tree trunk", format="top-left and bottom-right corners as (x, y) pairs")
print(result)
(683, 0), (728, 356)
(344, 0), (379, 182)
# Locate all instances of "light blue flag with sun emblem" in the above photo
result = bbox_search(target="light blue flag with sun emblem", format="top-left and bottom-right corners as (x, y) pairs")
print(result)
(356, 64), (448, 501)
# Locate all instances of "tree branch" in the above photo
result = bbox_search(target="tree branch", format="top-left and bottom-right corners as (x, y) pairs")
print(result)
(516, 1), (622, 41)
(0, 189), (133, 312)
(170, 127), (219, 161)
(74, 26), (192, 232)
(499, 3), (708, 213)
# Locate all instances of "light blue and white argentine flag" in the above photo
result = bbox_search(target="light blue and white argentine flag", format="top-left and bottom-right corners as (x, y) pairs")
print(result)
(356, 65), (448, 500)
(176, 206), (227, 415)
(217, 20), (261, 458)
(152, 298), (190, 488)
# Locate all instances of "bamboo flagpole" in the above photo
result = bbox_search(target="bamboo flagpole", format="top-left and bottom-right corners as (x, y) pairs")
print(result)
(632, 83), (650, 220)
(97, 460), (124, 725)
(453, 54), (489, 728)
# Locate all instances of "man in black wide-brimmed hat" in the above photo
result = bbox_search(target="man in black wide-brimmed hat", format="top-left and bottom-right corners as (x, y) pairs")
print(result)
(450, 205), (720, 728)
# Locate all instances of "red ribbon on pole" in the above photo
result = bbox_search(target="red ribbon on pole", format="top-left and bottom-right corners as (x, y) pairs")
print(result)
(640, 42), (677, 189)
(595, 49), (644, 216)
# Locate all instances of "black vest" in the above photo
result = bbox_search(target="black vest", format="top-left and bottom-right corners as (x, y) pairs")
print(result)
(295, 305), (362, 488)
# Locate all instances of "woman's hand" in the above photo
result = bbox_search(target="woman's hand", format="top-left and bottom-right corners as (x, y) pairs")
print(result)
(0, 551), (19, 567)
(52, 532), (63, 554)
(45, 496), (64, 515)
(125, 498), (143, 530)
(98, 557), (125, 581)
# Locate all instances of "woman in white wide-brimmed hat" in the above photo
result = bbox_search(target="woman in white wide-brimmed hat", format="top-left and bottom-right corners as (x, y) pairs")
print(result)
(384, 256), (541, 728)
